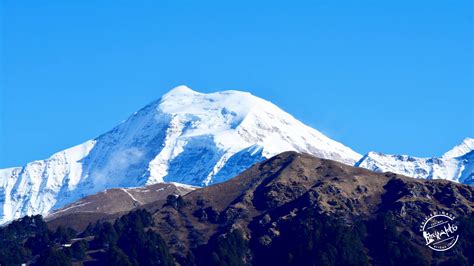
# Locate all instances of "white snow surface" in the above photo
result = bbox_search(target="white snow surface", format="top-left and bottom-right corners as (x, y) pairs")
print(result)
(442, 138), (474, 158)
(356, 138), (474, 185)
(0, 86), (361, 224)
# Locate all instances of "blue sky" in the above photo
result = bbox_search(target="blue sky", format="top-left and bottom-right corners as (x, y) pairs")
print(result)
(1, 0), (472, 167)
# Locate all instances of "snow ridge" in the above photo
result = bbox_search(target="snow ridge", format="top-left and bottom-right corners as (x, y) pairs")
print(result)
(443, 138), (474, 158)
(356, 138), (474, 184)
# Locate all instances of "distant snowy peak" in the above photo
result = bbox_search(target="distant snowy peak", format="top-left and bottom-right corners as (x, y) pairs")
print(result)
(443, 138), (474, 158)
(357, 138), (474, 184)
(0, 85), (361, 224)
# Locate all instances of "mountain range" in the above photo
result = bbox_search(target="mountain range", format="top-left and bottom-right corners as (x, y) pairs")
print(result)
(357, 138), (474, 185)
(0, 86), (472, 225)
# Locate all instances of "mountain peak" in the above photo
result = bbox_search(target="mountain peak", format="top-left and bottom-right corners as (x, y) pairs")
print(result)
(163, 85), (199, 97)
(443, 137), (474, 158)
(157, 87), (263, 119)
(0, 86), (361, 224)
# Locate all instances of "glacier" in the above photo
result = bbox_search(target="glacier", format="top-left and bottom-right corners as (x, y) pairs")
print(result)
(0, 86), (361, 224)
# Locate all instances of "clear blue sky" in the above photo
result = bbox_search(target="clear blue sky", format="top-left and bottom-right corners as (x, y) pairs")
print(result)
(1, 0), (473, 168)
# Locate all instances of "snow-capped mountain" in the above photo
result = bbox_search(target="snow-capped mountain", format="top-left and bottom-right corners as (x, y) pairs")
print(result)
(356, 138), (474, 185)
(0, 86), (361, 224)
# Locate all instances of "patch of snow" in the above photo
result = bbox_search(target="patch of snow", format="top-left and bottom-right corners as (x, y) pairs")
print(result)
(169, 182), (199, 189)
(48, 201), (91, 216)
(119, 188), (142, 204)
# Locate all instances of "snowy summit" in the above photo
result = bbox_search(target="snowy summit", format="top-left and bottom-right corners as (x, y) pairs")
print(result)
(0, 86), (361, 224)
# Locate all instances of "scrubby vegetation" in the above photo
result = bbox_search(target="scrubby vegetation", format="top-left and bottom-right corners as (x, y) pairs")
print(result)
(188, 210), (474, 266)
(250, 209), (369, 266)
(192, 229), (250, 266)
(0, 210), (173, 266)
(1, 209), (473, 266)
(0, 215), (46, 265)
(366, 213), (428, 266)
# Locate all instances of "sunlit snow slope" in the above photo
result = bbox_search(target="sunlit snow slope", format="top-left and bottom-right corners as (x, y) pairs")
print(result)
(0, 86), (361, 224)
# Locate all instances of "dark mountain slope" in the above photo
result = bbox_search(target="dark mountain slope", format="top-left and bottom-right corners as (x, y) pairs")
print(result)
(43, 151), (474, 265)
(150, 151), (474, 265)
